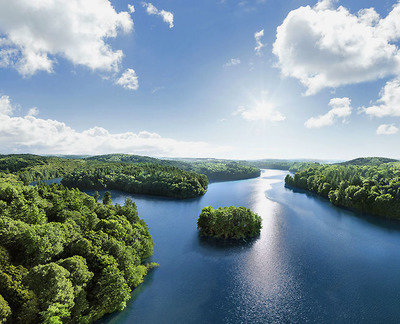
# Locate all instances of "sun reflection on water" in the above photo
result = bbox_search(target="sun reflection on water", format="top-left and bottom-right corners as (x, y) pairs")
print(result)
(225, 169), (301, 322)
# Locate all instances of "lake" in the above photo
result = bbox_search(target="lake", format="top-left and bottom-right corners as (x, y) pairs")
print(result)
(97, 169), (400, 323)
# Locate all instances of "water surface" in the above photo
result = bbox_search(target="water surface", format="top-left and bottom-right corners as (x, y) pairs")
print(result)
(98, 169), (400, 323)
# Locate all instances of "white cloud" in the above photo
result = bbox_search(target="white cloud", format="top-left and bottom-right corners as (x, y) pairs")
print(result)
(305, 97), (352, 128)
(234, 101), (285, 122)
(254, 29), (265, 55)
(142, 2), (174, 28)
(273, 0), (400, 95)
(376, 123), (398, 135)
(0, 95), (15, 116)
(363, 78), (400, 117)
(0, 0), (133, 77)
(128, 4), (135, 14)
(27, 107), (39, 116)
(0, 95), (229, 157)
(116, 68), (139, 90)
(224, 58), (241, 68)
(314, 0), (337, 11)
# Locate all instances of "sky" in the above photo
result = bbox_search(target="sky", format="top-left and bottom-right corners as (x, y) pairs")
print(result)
(0, 0), (400, 160)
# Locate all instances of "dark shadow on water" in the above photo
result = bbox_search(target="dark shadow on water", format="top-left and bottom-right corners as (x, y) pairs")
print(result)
(84, 188), (203, 204)
(197, 232), (260, 251)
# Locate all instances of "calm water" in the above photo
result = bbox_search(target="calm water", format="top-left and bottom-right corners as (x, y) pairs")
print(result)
(96, 169), (400, 323)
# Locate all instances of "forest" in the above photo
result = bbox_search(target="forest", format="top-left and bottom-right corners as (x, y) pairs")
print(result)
(242, 159), (320, 172)
(85, 154), (260, 181)
(0, 155), (85, 185)
(285, 160), (400, 219)
(197, 206), (262, 239)
(0, 177), (155, 323)
(61, 163), (208, 199)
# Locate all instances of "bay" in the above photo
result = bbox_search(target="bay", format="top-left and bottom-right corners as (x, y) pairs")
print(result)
(96, 169), (400, 323)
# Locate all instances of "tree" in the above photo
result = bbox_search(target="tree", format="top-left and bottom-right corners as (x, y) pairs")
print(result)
(25, 263), (75, 318)
(198, 206), (262, 239)
(0, 294), (11, 324)
(102, 191), (112, 206)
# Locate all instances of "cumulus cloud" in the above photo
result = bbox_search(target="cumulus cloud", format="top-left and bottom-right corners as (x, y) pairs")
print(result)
(116, 68), (139, 90)
(224, 58), (241, 68)
(376, 123), (398, 135)
(0, 0), (133, 77)
(273, 0), (400, 95)
(128, 4), (135, 13)
(142, 2), (174, 28)
(363, 78), (400, 117)
(305, 97), (352, 128)
(233, 101), (285, 122)
(27, 107), (39, 116)
(0, 95), (15, 116)
(0, 95), (229, 157)
(254, 29), (265, 55)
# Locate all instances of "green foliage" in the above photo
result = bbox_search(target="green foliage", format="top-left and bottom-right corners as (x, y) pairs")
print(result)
(243, 159), (320, 172)
(285, 163), (400, 219)
(191, 162), (260, 181)
(102, 191), (112, 206)
(197, 206), (262, 239)
(0, 154), (85, 185)
(338, 157), (398, 166)
(0, 182), (155, 323)
(25, 263), (75, 321)
(0, 294), (11, 324)
(61, 163), (208, 199)
(85, 154), (261, 181)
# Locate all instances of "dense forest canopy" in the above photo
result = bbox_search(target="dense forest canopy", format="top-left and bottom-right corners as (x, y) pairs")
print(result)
(197, 206), (262, 239)
(191, 162), (260, 181)
(242, 159), (321, 172)
(337, 157), (399, 166)
(61, 163), (208, 199)
(285, 161), (400, 219)
(86, 154), (260, 181)
(0, 155), (85, 185)
(0, 178), (155, 323)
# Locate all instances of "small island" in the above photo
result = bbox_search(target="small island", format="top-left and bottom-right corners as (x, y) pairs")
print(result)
(197, 206), (262, 239)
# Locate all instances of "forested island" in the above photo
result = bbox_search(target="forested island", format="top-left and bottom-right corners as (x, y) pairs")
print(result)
(0, 178), (155, 323)
(285, 157), (400, 219)
(61, 163), (208, 199)
(197, 206), (262, 239)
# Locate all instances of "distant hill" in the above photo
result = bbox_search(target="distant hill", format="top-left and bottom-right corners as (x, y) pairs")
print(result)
(86, 153), (170, 164)
(85, 154), (260, 181)
(338, 157), (398, 166)
(85, 153), (193, 170)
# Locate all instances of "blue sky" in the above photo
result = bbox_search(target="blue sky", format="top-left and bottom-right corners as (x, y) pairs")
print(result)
(0, 0), (400, 160)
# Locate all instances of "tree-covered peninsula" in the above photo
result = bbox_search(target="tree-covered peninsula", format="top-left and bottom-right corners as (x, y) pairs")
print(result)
(61, 163), (208, 199)
(285, 159), (400, 219)
(0, 154), (85, 185)
(85, 154), (261, 181)
(197, 206), (262, 239)
(0, 179), (155, 323)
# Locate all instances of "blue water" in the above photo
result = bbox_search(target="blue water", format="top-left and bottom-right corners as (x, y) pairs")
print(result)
(30, 177), (62, 186)
(96, 170), (400, 323)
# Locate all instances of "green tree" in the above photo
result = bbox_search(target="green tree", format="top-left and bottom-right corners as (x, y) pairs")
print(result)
(102, 191), (112, 206)
(0, 294), (11, 324)
(93, 191), (100, 202)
